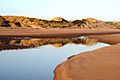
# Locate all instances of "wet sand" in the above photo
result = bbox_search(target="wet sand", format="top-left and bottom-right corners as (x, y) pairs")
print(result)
(53, 28), (120, 80)
(0, 27), (120, 80)
(87, 34), (120, 45)
(0, 28), (120, 38)
(54, 43), (120, 80)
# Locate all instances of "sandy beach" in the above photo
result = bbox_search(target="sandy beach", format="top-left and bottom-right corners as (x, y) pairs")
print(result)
(54, 43), (120, 80)
(0, 16), (120, 80)
(87, 34), (120, 45)
(0, 28), (120, 38)
(1, 0), (120, 79)
(52, 28), (120, 80)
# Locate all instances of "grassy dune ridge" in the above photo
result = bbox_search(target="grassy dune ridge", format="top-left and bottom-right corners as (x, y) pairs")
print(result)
(0, 15), (120, 29)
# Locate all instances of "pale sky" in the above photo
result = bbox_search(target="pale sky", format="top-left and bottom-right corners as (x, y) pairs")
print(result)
(0, 0), (120, 21)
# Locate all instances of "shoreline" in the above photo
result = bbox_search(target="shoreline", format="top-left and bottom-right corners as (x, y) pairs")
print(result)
(54, 43), (120, 80)
(0, 28), (120, 38)
(0, 27), (120, 80)
(87, 34), (120, 45)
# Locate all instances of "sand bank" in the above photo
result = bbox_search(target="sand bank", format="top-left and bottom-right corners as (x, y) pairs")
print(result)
(87, 34), (120, 45)
(0, 28), (120, 38)
(54, 43), (120, 80)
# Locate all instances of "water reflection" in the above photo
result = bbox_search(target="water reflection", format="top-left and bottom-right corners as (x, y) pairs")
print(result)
(0, 37), (109, 80)
(0, 37), (98, 50)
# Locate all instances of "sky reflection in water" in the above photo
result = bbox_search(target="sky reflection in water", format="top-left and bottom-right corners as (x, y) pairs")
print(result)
(0, 38), (109, 80)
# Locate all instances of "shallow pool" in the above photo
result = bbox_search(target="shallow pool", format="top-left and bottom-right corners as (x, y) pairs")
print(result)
(0, 38), (109, 80)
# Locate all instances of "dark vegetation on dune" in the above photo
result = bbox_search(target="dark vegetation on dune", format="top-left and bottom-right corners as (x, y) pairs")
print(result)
(0, 16), (11, 27)
(0, 15), (120, 29)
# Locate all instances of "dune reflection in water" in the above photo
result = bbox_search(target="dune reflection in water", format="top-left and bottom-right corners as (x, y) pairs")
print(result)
(0, 37), (109, 80)
(0, 37), (98, 50)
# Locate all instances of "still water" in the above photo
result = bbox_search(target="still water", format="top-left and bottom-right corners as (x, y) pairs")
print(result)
(0, 38), (109, 80)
